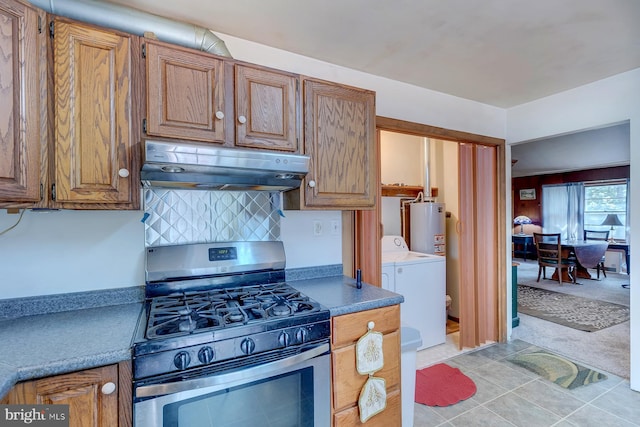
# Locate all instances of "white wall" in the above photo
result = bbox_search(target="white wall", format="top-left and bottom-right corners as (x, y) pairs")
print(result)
(280, 210), (343, 269)
(0, 210), (145, 298)
(380, 131), (424, 186)
(506, 68), (640, 390)
(380, 131), (425, 236)
(0, 208), (342, 299)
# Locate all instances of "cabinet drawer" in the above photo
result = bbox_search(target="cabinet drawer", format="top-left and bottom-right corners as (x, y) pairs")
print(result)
(332, 305), (400, 347)
(333, 388), (401, 427)
(331, 330), (400, 411)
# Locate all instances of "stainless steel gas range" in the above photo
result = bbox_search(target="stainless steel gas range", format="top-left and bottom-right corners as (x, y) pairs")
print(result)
(132, 241), (331, 427)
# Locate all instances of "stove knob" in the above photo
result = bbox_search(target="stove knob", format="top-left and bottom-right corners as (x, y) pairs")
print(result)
(174, 351), (191, 370)
(278, 331), (291, 347)
(296, 328), (309, 343)
(198, 346), (215, 364)
(241, 338), (256, 355)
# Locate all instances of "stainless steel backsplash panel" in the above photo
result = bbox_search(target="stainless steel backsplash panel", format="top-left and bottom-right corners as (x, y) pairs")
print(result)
(144, 189), (281, 246)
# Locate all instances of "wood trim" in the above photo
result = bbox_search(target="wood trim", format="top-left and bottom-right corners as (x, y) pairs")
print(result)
(496, 142), (507, 342)
(381, 185), (423, 198)
(118, 360), (133, 427)
(352, 128), (382, 285)
(342, 211), (355, 277)
(377, 116), (505, 146)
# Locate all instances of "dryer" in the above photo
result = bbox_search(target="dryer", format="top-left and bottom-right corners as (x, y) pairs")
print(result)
(381, 235), (446, 350)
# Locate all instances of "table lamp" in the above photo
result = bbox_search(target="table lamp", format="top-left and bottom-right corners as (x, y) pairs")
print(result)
(513, 215), (532, 235)
(601, 214), (623, 242)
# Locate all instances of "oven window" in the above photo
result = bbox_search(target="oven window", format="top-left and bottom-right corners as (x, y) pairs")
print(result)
(163, 367), (314, 427)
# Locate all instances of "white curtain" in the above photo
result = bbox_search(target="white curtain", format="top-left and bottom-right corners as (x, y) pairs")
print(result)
(542, 183), (584, 239)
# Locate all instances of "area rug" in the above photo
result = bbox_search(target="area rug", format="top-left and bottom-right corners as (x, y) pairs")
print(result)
(415, 363), (476, 407)
(517, 285), (630, 332)
(507, 350), (607, 389)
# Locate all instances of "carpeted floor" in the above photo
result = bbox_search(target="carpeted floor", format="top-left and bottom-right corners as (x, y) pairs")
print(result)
(518, 284), (630, 332)
(512, 259), (631, 379)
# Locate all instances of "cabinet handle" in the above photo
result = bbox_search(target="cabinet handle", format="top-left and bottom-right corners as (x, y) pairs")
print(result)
(215, 111), (224, 120)
(237, 115), (247, 124)
(307, 180), (316, 188)
(118, 168), (130, 178)
(101, 382), (116, 395)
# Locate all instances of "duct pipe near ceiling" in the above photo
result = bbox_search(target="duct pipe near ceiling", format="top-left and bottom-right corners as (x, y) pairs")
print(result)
(29, 0), (232, 57)
(423, 137), (431, 198)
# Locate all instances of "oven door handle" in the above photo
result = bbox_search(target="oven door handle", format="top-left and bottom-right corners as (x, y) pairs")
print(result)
(135, 343), (329, 398)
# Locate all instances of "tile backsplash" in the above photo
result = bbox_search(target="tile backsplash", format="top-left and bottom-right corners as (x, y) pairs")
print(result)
(143, 189), (282, 247)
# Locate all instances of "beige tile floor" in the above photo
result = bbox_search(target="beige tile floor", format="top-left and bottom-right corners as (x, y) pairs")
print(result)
(412, 339), (640, 426)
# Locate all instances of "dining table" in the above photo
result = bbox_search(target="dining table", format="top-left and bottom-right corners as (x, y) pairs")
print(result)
(551, 239), (609, 282)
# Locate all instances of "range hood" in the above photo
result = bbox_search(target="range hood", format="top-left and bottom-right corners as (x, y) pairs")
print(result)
(141, 140), (310, 191)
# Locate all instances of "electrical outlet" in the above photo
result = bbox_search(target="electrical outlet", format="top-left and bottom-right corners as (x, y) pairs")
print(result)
(313, 221), (322, 236)
(331, 220), (340, 235)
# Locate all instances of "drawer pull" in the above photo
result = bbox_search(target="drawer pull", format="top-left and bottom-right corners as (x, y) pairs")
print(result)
(368, 321), (375, 330)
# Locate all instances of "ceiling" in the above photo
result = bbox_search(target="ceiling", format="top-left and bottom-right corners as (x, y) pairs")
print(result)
(511, 123), (630, 177)
(108, 0), (640, 108)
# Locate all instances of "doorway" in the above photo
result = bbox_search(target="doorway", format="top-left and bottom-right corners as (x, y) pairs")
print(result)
(356, 116), (508, 352)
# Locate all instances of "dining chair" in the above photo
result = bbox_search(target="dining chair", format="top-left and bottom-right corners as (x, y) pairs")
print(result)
(584, 229), (610, 279)
(533, 233), (576, 285)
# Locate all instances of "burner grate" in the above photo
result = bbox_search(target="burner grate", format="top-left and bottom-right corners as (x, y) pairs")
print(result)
(145, 283), (320, 339)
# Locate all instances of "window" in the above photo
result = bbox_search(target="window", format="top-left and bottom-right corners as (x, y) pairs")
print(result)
(541, 179), (628, 241)
(584, 180), (628, 240)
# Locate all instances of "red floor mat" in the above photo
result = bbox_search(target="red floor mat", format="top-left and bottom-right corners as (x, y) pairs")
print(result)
(415, 363), (477, 407)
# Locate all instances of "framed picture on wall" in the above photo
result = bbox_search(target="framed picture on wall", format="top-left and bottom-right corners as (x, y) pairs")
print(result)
(519, 188), (536, 200)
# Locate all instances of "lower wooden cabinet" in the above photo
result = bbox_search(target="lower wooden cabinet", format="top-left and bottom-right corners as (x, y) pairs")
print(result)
(2, 361), (132, 427)
(331, 304), (401, 426)
(333, 389), (401, 427)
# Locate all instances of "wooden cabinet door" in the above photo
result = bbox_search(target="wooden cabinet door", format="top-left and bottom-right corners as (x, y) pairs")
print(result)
(302, 79), (376, 208)
(52, 19), (138, 208)
(330, 305), (401, 426)
(332, 330), (400, 411)
(145, 40), (227, 144)
(235, 64), (299, 152)
(6, 365), (119, 427)
(0, 0), (45, 206)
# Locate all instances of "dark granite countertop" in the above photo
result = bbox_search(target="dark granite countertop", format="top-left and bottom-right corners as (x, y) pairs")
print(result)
(0, 302), (142, 399)
(289, 275), (404, 316)
(0, 269), (402, 399)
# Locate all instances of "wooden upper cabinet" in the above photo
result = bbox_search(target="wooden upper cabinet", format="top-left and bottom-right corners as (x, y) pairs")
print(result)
(297, 78), (376, 209)
(144, 39), (228, 144)
(0, 0), (45, 207)
(52, 18), (139, 208)
(235, 64), (299, 152)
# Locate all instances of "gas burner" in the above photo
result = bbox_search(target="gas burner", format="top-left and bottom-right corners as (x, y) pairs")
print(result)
(270, 303), (291, 317)
(178, 316), (196, 333)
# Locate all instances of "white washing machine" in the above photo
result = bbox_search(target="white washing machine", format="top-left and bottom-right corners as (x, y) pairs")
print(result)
(381, 235), (446, 350)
